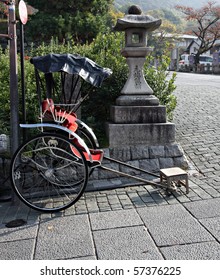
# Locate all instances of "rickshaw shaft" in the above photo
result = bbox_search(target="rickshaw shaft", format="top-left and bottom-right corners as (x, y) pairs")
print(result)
(99, 156), (167, 189)
(103, 156), (160, 178)
(99, 164), (166, 189)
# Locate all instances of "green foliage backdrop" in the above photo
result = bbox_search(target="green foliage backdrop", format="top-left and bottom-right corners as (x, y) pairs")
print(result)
(25, 0), (113, 44)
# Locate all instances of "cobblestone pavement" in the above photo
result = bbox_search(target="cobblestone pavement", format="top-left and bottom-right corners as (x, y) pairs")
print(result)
(173, 73), (220, 198)
(1, 72), (220, 260)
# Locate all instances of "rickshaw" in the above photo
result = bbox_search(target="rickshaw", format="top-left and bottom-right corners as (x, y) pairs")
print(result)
(10, 53), (183, 213)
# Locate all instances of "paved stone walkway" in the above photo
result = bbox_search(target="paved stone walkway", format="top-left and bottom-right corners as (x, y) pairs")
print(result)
(1, 72), (220, 260)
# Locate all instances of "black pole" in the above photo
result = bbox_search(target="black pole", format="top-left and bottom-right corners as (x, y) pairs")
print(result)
(20, 20), (26, 141)
(8, 0), (19, 156)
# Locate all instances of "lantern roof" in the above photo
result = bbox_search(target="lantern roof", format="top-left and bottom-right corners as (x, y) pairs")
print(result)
(114, 5), (161, 32)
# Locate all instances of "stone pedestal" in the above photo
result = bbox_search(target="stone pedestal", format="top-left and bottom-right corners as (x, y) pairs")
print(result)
(103, 104), (188, 184)
(108, 103), (176, 147)
(110, 105), (166, 124)
(107, 122), (175, 147)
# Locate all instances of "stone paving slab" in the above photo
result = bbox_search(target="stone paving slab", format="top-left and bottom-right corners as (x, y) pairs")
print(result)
(137, 204), (214, 247)
(183, 198), (220, 219)
(199, 217), (220, 242)
(0, 220), (38, 242)
(89, 209), (143, 230)
(71, 255), (97, 260)
(0, 239), (35, 260)
(34, 215), (95, 260)
(160, 241), (220, 260)
(93, 226), (163, 260)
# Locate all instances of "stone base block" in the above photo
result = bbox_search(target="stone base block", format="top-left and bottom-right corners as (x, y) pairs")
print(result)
(110, 105), (166, 123)
(107, 122), (175, 147)
(90, 144), (189, 183)
(116, 94), (159, 106)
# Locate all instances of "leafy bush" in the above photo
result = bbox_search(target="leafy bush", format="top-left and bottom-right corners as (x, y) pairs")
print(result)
(0, 47), (39, 134)
(144, 55), (177, 120)
(0, 48), (10, 133)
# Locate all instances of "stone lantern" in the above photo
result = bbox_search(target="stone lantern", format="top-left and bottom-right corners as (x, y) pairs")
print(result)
(114, 5), (162, 106)
(104, 5), (187, 184)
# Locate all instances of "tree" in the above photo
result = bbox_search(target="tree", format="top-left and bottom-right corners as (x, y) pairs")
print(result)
(148, 16), (178, 58)
(176, 1), (220, 64)
(25, 0), (113, 44)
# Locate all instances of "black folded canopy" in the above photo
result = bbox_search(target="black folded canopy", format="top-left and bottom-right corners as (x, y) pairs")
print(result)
(30, 53), (112, 87)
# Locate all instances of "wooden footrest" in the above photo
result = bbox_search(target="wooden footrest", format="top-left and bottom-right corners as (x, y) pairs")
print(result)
(160, 167), (189, 194)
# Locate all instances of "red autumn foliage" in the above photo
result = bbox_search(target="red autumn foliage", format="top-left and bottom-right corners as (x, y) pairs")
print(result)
(176, 1), (220, 64)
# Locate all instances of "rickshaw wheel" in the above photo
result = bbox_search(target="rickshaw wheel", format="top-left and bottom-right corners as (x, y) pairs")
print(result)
(10, 133), (89, 212)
